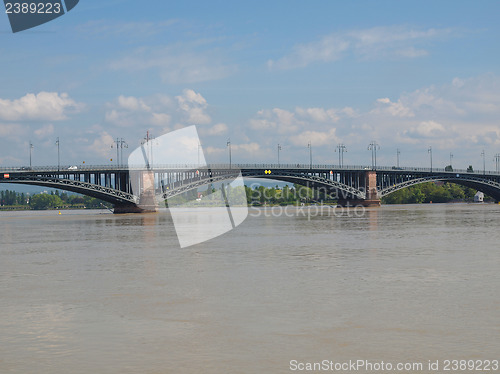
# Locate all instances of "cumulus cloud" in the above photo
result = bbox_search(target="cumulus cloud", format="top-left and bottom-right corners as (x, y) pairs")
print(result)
(268, 26), (454, 70)
(0, 92), (82, 121)
(404, 121), (447, 139)
(104, 89), (213, 131)
(176, 89), (211, 125)
(200, 123), (228, 136)
(237, 74), (500, 165)
(34, 124), (55, 138)
(88, 132), (115, 158)
(117, 95), (151, 111)
(296, 107), (340, 122)
(289, 128), (339, 147)
(205, 142), (261, 157)
(372, 97), (414, 117)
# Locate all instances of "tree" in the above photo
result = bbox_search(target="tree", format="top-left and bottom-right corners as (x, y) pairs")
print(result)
(30, 194), (64, 210)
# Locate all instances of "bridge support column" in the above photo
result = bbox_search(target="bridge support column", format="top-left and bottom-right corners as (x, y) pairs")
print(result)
(364, 170), (381, 206)
(113, 170), (158, 214)
(137, 170), (158, 212)
(113, 203), (148, 214)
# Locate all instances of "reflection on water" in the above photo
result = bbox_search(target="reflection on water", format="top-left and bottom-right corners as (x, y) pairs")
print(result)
(0, 204), (499, 373)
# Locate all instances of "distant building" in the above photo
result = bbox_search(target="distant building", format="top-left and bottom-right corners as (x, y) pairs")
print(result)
(474, 191), (484, 203)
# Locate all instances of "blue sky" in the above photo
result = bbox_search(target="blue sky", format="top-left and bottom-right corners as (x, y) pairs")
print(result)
(1, 0), (500, 170)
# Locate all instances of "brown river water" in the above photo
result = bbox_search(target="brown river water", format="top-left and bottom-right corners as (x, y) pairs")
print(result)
(0, 204), (499, 373)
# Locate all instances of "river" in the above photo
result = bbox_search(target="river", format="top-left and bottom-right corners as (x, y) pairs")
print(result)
(0, 204), (499, 373)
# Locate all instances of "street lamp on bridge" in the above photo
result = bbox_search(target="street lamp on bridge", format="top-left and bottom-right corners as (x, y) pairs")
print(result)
(29, 141), (34, 168)
(56, 137), (60, 172)
(495, 154), (500, 173)
(481, 150), (486, 175)
(112, 138), (128, 167)
(336, 143), (347, 168)
(368, 141), (380, 170)
(449, 152), (453, 168)
(307, 141), (312, 169)
(227, 139), (232, 169)
(428, 146), (433, 172)
(396, 148), (401, 168)
(277, 144), (282, 167)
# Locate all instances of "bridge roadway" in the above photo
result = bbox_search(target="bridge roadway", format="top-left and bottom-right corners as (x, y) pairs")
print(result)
(1, 164), (500, 213)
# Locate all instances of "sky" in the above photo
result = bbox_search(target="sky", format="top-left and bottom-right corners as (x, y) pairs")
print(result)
(1, 0), (500, 171)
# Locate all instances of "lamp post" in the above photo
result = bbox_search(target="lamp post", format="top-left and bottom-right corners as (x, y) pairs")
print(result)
(307, 141), (312, 169)
(277, 144), (282, 167)
(481, 150), (486, 175)
(29, 141), (34, 168)
(368, 141), (380, 170)
(428, 146), (433, 172)
(495, 154), (500, 173)
(227, 139), (232, 169)
(336, 144), (347, 167)
(450, 152), (453, 168)
(143, 132), (155, 169)
(112, 138), (128, 167)
(56, 137), (60, 171)
(397, 148), (401, 168)
(120, 138), (128, 166)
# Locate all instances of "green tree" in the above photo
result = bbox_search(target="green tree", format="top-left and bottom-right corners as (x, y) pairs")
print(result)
(30, 194), (64, 210)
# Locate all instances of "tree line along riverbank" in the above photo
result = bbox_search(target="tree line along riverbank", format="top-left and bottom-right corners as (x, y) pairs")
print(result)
(0, 182), (491, 211)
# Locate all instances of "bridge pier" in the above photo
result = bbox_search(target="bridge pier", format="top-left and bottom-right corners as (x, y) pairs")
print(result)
(337, 170), (381, 207)
(113, 203), (152, 214)
(364, 170), (381, 206)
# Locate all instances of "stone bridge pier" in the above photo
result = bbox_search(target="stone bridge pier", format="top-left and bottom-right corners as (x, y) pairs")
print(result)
(337, 170), (381, 207)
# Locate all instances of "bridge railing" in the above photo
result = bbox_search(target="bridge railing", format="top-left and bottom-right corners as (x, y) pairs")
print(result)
(1, 164), (500, 175)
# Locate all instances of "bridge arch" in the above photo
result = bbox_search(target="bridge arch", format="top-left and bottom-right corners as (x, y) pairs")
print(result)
(379, 174), (500, 202)
(0, 175), (136, 205)
(161, 170), (367, 201)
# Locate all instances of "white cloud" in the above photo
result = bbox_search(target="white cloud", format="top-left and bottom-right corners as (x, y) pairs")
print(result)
(296, 107), (340, 122)
(34, 124), (55, 138)
(117, 95), (151, 111)
(151, 113), (172, 126)
(105, 94), (173, 127)
(104, 90), (212, 130)
(269, 26), (454, 70)
(233, 142), (261, 154)
(268, 35), (349, 69)
(88, 132), (115, 158)
(204, 146), (226, 156)
(201, 123), (228, 136)
(176, 89), (211, 125)
(289, 128), (338, 147)
(237, 74), (500, 166)
(373, 97), (414, 117)
(0, 92), (82, 121)
(405, 121), (447, 139)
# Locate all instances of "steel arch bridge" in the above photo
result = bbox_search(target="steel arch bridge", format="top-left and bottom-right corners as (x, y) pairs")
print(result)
(1, 164), (500, 212)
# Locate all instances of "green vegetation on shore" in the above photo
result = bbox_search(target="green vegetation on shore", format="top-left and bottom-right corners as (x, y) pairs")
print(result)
(0, 190), (111, 210)
(0, 182), (490, 211)
(381, 182), (490, 204)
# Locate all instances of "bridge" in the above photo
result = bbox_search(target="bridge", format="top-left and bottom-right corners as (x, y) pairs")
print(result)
(1, 164), (500, 213)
